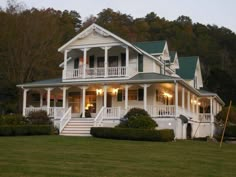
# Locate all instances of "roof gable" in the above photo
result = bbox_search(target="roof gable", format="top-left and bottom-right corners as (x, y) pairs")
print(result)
(176, 56), (198, 80)
(133, 41), (166, 54)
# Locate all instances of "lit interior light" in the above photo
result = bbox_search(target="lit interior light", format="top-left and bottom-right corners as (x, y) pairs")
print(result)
(112, 88), (119, 95)
(96, 89), (103, 95)
(163, 92), (173, 98)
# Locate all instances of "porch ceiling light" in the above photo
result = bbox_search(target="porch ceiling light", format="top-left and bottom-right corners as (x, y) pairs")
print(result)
(112, 88), (119, 95)
(163, 92), (172, 98)
(96, 89), (103, 96)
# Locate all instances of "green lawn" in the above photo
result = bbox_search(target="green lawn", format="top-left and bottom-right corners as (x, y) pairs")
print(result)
(0, 136), (235, 177)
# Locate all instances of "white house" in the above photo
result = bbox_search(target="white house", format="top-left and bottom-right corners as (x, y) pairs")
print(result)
(17, 24), (224, 138)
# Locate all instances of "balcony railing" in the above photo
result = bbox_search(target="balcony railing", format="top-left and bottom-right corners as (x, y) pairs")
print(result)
(63, 66), (127, 79)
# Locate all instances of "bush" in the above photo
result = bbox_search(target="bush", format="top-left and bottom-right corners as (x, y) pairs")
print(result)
(0, 114), (28, 125)
(216, 106), (236, 124)
(28, 111), (52, 125)
(117, 108), (157, 129)
(225, 125), (236, 137)
(0, 125), (54, 136)
(91, 127), (174, 142)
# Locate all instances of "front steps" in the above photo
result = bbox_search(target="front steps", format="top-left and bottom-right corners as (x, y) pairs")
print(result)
(60, 118), (94, 136)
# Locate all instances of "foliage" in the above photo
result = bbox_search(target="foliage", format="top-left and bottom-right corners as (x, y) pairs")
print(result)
(0, 114), (28, 125)
(91, 127), (174, 142)
(225, 125), (236, 137)
(117, 108), (157, 129)
(0, 125), (53, 136)
(216, 106), (236, 124)
(27, 110), (52, 125)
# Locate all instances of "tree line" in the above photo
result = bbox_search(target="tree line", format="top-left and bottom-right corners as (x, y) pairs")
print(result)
(0, 1), (235, 113)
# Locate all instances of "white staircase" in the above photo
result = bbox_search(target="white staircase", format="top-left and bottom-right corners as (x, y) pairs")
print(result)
(60, 118), (94, 136)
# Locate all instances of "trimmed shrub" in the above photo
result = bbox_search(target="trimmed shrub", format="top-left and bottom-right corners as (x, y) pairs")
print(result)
(225, 125), (236, 137)
(28, 111), (52, 125)
(0, 114), (28, 125)
(117, 108), (157, 129)
(216, 106), (236, 124)
(91, 127), (174, 142)
(0, 125), (54, 136)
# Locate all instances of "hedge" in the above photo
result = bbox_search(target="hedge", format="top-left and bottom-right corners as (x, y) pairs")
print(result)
(90, 127), (174, 142)
(0, 125), (54, 136)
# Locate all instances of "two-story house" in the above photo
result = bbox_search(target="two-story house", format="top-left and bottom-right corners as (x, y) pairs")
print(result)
(17, 24), (224, 138)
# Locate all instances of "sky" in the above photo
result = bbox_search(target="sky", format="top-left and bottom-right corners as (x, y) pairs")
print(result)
(1, 0), (236, 32)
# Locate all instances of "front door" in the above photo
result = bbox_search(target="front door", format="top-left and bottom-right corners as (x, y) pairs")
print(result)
(107, 93), (112, 107)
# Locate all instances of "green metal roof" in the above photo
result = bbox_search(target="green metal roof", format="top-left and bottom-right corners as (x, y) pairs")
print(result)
(133, 41), (166, 54)
(17, 73), (180, 88)
(176, 56), (198, 80)
(169, 51), (177, 63)
(197, 89), (216, 95)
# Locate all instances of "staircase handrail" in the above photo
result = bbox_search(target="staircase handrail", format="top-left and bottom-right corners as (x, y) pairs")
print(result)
(94, 106), (105, 127)
(59, 107), (72, 133)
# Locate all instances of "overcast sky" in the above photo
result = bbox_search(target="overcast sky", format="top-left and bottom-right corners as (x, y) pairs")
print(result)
(1, 0), (236, 32)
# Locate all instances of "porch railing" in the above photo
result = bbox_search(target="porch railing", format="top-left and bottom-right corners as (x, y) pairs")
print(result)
(63, 66), (127, 79)
(147, 105), (175, 117)
(94, 106), (105, 127)
(199, 113), (211, 122)
(59, 107), (72, 133)
(25, 107), (65, 118)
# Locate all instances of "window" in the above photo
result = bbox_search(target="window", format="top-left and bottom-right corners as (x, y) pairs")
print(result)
(121, 53), (126, 66)
(138, 88), (144, 101)
(86, 91), (96, 113)
(108, 56), (118, 67)
(138, 54), (143, 72)
(117, 89), (123, 102)
(128, 90), (137, 100)
(97, 57), (104, 67)
(89, 55), (94, 68)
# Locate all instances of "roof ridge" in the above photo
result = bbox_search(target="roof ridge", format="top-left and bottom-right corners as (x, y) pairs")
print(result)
(133, 40), (166, 44)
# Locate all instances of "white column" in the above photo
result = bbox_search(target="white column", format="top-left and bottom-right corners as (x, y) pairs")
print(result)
(46, 88), (53, 115)
(187, 91), (190, 112)
(103, 85), (108, 107)
(126, 47), (129, 76)
(83, 48), (87, 78)
(22, 88), (29, 116)
(210, 97), (214, 137)
(175, 82), (178, 116)
(63, 50), (68, 79)
(104, 47), (109, 77)
(61, 87), (69, 109)
(80, 86), (88, 118)
(143, 84), (148, 111)
(125, 85), (129, 110)
(53, 94), (57, 107)
(196, 98), (199, 115)
(40, 91), (43, 107)
(182, 87), (185, 109)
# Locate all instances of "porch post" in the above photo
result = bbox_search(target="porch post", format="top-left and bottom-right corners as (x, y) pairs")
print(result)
(175, 82), (178, 116)
(83, 48), (87, 79)
(210, 97), (214, 137)
(63, 49), (68, 79)
(80, 86), (88, 118)
(125, 85), (129, 110)
(46, 88), (53, 115)
(143, 84), (148, 111)
(187, 91), (190, 112)
(104, 47), (109, 77)
(22, 88), (29, 116)
(61, 87), (69, 109)
(103, 85), (108, 107)
(40, 91), (43, 107)
(182, 87), (185, 109)
(126, 46), (129, 76)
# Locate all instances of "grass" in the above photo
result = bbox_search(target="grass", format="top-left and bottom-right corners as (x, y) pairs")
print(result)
(0, 136), (235, 177)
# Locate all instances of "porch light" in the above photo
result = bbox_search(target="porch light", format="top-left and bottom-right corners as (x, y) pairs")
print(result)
(198, 102), (201, 106)
(96, 89), (103, 96)
(86, 103), (93, 110)
(112, 88), (119, 95)
(163, 92), (173, 98)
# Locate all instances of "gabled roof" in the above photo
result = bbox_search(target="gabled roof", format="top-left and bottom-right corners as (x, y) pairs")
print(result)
(169, 51), (177, 63)
(58, 23), (141, 54)
(133, 41), (166, 54)
(176, 56), (198, 80)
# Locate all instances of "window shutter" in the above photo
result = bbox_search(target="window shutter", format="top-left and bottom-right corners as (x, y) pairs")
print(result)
(121, 53), (126, 66)
(138, 88), (144, 101)
(117, 89), (123, 102)
(89, 55), (94, 68)
(138, 54), (143, 72)
(74, 58), (79, 69)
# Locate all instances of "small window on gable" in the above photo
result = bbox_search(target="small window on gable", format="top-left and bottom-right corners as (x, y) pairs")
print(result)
(138, 54), (143, 72)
